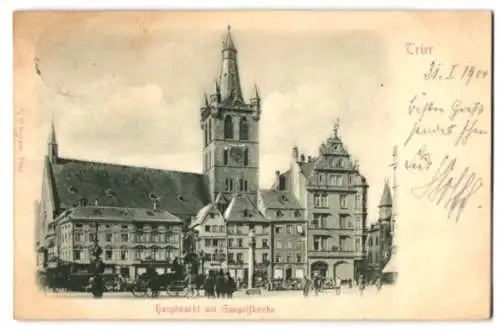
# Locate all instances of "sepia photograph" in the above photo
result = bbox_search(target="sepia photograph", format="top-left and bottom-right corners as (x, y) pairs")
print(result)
(13, 11), (492, 320)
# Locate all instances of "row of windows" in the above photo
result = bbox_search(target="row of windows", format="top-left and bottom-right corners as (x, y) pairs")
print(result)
(70, 248), (177, 261)
(68, 223), (177, 231)
(225, 252), (303, 264)
(67, 232), (179, 244)
(203, 224), (272, 235)
(203, 116), (250, 147)
(312, 236), (361, 252)
(225, 178), (249, 192)
(201, 237), (300, 249)
(314, 174), (351, 186)
(313, 194), (349, 209)
(311, 214), (361, 230)
(224, 115), (249, 140)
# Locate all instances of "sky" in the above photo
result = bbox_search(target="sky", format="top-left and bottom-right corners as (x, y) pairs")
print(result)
(31, 15), (398, 223)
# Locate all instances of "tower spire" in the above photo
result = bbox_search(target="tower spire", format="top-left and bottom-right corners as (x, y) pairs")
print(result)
(219, 26), (243, 103)
(48, 118), (58, 163)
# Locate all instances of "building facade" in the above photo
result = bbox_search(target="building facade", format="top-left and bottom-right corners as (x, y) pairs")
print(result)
(274, 122), (369, 284)
(365, 181), (393, 283)
(37, 26), (373, 285)
(258, 185), (306, 280)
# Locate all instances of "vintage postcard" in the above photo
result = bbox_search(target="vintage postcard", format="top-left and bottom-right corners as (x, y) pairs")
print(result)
(13, 11), (492, 320)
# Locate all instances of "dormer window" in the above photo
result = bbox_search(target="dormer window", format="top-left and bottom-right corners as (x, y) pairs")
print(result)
(79, 198), (88, 206)
(94, 209), (103, 215)
(177, 196), (186, 202)
(280, 195), (288, 203)
(276, 210), (283, 218)
(294, 210), (301, 217)
(243, 209), (249, 217)
(68, 186), (77, 194)
(105, 189), (115, 198)
(146, 210), (155, 216)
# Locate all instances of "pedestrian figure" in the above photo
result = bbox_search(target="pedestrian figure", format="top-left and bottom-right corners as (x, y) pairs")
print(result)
(302, 276), (312, 297)
(185, 271), (197, 298)
(313, 273), (321, 296)
(359, 275), (365, 296)
(225, 272), (236, 298)
(145, 264), (160, 298)
(215, 269), (226, 298)
(206, 271), (217, 298)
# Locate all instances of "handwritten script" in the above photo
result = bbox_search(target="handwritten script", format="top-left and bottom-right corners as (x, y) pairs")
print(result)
(403, 60), (489, 222)
(410, 155), (483, 223)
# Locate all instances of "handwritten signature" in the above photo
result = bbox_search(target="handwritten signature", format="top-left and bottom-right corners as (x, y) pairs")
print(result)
(410, 155), (483, 223)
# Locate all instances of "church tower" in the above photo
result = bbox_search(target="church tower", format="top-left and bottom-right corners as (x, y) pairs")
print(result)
(200, 26), (262, 205)
(378, 180), (393, 220)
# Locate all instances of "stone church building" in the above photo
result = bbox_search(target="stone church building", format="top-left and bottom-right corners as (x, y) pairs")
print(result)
(36, 26), (376, 283)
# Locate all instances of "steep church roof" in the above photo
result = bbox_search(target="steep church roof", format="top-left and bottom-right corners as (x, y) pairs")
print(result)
(48, 158), (211, 216)
(379, 181), (393, 207)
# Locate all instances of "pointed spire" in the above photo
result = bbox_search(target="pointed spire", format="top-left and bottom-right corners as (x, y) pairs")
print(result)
(253, 84), (260, 100)
(48, 117), (59, 163)
(219, 26), (243, 103)
(223, 25), (236, 51)
(49, 120), (57, 145)
(379, 179), (393, 207)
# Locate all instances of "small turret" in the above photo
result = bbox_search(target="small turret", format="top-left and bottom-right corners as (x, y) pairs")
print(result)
(250, 84), (261, 120)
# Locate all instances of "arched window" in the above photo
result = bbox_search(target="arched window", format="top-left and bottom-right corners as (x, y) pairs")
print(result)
(223, 148), (229, 165)
(239, 117), (249, 140)
(224, 116), (234, 139)
(243, 148), (249, 166)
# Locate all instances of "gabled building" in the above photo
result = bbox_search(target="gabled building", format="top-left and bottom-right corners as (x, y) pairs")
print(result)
(274, 121), (369, 284)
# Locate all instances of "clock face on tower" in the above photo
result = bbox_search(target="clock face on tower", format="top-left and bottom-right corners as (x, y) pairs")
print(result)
(230, 147), (243, 164)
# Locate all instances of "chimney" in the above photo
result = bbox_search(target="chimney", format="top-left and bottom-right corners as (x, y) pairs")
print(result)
(308, 156), (313, 163)
(275, 171), (281, 190)
(300, 154), (305, 163)
(94, 199), (99, 206)
(292, 146), (299, 161)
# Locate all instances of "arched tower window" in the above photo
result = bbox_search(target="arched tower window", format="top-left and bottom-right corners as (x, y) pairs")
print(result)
(243, 148), (249, 166)
(223, 148), (229, 165)
(239, 117), (249, 141)
(224, 116), (234, 139)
